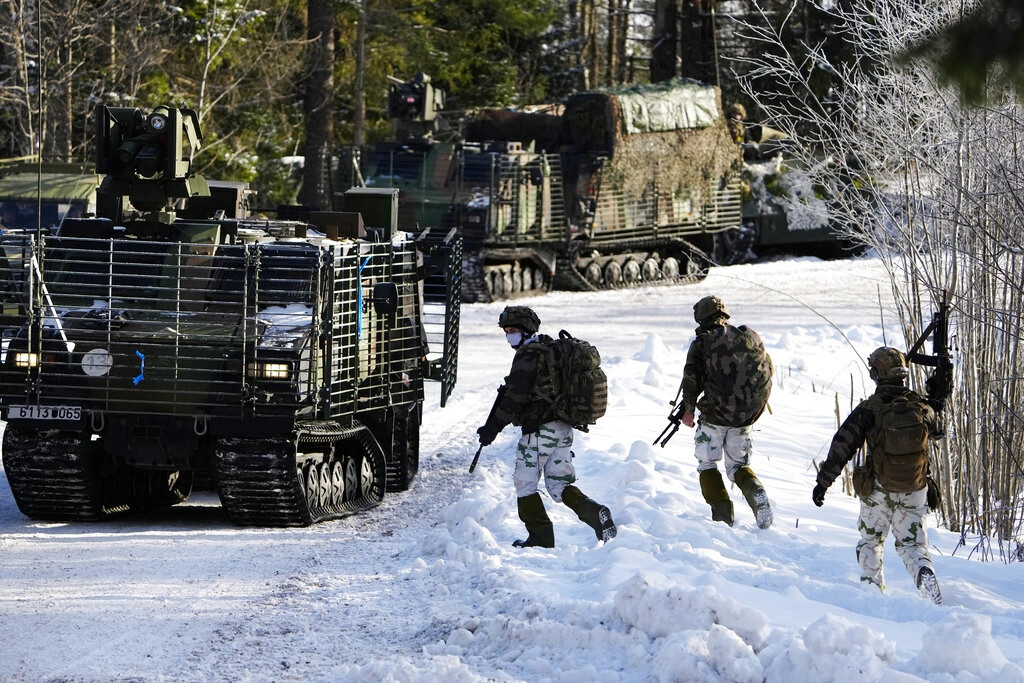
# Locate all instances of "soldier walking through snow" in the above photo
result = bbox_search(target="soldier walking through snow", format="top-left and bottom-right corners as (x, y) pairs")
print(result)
(476, 306), (617, 548)
(677, 295), (774, 528)
(812, 346), (943, 604)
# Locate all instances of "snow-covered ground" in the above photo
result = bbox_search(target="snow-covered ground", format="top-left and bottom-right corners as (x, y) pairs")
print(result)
(2, 256), (1023, 682)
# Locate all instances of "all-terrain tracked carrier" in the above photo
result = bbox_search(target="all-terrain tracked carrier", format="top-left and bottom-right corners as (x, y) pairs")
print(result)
(0, 105), (461, 527)
(363, 76), (743, 302)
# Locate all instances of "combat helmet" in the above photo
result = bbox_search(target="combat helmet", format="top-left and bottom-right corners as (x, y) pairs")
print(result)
(498, 306), (540, 336)
(693, 295), (730, 325)
(867, 346), (909, 383)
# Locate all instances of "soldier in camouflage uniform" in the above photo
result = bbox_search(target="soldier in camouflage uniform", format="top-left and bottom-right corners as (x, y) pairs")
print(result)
(477, 306), (617, 548)
(812, 347), (943, 604)
(679, 296), (774, 528)
(726, 103), (748, 144)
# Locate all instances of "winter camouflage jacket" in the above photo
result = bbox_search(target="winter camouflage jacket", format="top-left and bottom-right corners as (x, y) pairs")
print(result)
(816, 382), (940, 493)
(482, 334), (561, 435)
(681, 319), (773, 428)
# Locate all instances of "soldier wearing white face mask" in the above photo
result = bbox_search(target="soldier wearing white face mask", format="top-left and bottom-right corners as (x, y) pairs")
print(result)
(477, 306), (617, 548)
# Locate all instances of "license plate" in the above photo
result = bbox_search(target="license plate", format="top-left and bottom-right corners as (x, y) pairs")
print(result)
(8, 405), (82, 421)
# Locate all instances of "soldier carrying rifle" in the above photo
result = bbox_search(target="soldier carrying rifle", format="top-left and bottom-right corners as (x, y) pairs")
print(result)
(812, 293), (952, 605)
(476, 306), (617, 548)
(657, 296), (775, 529)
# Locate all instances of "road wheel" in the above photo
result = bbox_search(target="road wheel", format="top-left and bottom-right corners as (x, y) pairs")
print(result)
(521, 267), (533, 291)
(358, 455), (374, 498)
(623, 259), (642, 283)
(603, 261), (622, 286)
(661, 257), (680, 278)
(316, 462), (331, 507)
(344, 456), (359, 502)
(642, 258), (660, 281)
(330, 460), (345, 505)
(304, 465), (320, 510)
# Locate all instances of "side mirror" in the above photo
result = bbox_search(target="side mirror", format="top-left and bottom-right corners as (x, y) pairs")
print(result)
(372, 282), (399, 315)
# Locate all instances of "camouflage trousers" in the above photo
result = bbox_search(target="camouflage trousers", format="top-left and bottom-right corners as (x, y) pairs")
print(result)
(514, 421), (576, 502)
(857, 482), (933, 590)
(693, 420), (753, 482)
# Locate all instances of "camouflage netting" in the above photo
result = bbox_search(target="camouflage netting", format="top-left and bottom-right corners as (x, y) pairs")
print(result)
(612, 79), (720, 133)
(562, 79), (742, 198)
(604, 121), (741, 198)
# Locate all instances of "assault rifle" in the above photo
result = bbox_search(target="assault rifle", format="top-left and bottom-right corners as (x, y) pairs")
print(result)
(468, 445), (484, 474)
(907, 290), (953, 412)
(654, 383), (686, 448)
(469, 386), (505, 473)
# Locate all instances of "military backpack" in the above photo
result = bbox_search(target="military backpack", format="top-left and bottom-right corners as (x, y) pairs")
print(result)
(532, 330), (607, 431)
(867, 394), (932, 493)
(699, 324), (773, 425)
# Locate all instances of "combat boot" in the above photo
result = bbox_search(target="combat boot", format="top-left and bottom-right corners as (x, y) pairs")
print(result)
(512, 493), (555, 548)
(699, 468), (734, 526)
(916, 566), (942, 605)
(562, 485), (617, 542)
(734, 466), (773, 529)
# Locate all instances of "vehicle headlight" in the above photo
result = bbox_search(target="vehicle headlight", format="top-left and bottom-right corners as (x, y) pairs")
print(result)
(14, 352), (39, 368)
(249, 361), (292, 380)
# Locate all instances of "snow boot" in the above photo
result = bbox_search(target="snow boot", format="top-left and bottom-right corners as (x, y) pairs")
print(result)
(562, 485), (617, 542)
(916, 566), (942, 605)
(512, 493), (555, 548)
(699, 468), (734, 526)
(734, 466), (773, 529)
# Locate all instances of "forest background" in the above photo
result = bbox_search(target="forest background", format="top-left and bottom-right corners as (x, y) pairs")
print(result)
(2, 0), (1024, 559)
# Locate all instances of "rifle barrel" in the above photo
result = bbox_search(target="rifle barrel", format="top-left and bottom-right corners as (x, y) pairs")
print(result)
(468, 444), (484, 473)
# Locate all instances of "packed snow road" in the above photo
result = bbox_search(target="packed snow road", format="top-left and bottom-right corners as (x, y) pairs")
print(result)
(0, 416), (475, 679)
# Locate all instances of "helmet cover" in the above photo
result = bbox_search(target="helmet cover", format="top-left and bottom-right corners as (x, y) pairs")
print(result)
(498, 306), (540, 335)
(693, 295), (730, 324)
(867, 346), (909, 382)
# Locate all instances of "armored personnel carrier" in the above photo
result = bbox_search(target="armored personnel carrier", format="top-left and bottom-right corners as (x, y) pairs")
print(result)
(363, 76), (743, 302)
(363, 75), (857, 301)
(0, 104), (461, 527)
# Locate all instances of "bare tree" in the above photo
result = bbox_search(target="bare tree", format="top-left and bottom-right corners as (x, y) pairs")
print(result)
(735, 0), (1024, 559)
(164, 1), (307, 180)
(0, 0), (177, 160)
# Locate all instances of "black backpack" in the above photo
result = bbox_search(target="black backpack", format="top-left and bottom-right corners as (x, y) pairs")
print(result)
(533, 330), (608, 431)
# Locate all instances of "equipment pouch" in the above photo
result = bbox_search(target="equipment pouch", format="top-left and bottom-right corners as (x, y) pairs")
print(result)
(852, 462), (875, 499)
(926, 476), (941, 511)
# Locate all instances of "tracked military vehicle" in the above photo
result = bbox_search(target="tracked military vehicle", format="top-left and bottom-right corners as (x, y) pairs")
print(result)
(363, 76), (743, 302)
(0, 104), (461, 527)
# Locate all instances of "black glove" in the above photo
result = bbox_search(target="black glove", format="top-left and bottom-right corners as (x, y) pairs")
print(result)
(812, 484), (827, 507)
(477, 425), (497, 446)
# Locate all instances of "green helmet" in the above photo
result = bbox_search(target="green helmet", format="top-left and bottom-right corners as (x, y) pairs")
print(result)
(867, 346), (909, 382)
(693, 295), (730, 324)
(498, 306), (540, 335)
